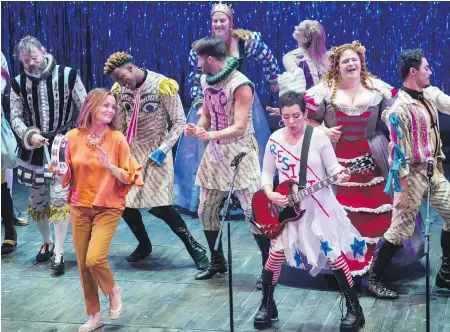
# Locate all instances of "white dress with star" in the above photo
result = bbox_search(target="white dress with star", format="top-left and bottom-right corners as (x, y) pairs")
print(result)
(261, 128), (367, 276)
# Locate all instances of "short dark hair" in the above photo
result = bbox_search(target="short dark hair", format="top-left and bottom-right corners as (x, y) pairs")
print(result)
(279, 91), (306, 113)
(194, 37), (226, 60)
(397, 49), (426, 80)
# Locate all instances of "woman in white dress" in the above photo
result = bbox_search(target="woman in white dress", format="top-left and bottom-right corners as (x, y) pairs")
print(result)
(253, 91), (366, 332)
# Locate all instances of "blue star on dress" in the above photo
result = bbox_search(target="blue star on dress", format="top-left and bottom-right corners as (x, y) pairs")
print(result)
(350, 237), (366, 258)
(294, 250), (303, 268)
(321, 240), (333, 257)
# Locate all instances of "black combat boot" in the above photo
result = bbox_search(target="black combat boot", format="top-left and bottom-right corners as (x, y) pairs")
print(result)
(195, 230), (227, 280)
(436, 229), (450, 290)
(253, 269), (279, 329)
(333, 268), (365, 331)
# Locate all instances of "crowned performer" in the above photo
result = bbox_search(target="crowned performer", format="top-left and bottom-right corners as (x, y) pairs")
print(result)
(174, 1), (279, 212)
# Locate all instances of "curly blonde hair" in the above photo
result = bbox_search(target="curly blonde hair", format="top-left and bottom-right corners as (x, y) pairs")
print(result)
(322, 41), (377, 104)
(104, 52), (133, 75)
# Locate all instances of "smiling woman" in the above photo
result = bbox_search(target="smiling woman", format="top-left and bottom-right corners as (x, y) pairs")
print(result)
(303, 41), (425, 276)
(58, 88), (143, 332)
(174, 2), (279, 218)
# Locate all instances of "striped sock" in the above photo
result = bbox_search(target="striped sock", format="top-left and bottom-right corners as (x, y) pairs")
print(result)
(328, 255), (354, 288)
(265, 240), (286, 285)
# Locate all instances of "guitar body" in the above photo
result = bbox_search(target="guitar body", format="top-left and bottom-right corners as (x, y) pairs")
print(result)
(251, 180), (305, 239)
(251, 153), (375, 239)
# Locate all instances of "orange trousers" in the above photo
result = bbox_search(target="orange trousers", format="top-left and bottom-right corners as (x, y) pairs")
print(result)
(70, 206), (122, 315)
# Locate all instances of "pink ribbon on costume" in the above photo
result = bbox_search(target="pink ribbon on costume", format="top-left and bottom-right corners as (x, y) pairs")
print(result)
(1, 68), (11, 88)
(125, 86), (142, 144)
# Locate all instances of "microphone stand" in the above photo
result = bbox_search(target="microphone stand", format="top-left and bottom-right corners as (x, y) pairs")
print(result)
(424, 169), (433, 332)
(214, 153), (246, 332)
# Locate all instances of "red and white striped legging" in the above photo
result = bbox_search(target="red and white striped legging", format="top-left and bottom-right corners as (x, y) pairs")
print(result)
(265, 239), (354, 287)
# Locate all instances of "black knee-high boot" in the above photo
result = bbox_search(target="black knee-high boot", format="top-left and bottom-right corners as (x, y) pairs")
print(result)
(195, 230), (227, 280)
(150, 206), (209, 270)
(333, 269), (365, 331)
(253, 269), (279, 329)
(122, 208), (152, 262)
(436, 229), (450, 290)
(1, 182), (17, 255)
(367, 237), (401, 299)
(253, 233), (270, 290)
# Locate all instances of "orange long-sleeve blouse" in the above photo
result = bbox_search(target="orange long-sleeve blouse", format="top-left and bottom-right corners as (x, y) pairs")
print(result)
(61, 127), (143, 210)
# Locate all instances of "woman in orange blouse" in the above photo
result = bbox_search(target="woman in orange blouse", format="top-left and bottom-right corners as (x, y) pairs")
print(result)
(58, 88), (143, 332)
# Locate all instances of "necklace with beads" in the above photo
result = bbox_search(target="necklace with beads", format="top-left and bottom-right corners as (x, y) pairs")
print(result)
(86, 127), (107, 151)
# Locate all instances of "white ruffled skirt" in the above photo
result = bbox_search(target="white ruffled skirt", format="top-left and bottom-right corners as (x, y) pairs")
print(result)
(273, 188), (367, 277)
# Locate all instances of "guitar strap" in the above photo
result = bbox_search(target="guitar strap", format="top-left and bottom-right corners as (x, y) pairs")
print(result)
(298, 125), (314, 189)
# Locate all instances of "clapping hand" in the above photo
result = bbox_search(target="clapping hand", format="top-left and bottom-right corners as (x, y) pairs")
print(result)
(184, 123), (197, 136)
(196, 128), (211, 141)
(381, 107), (391, 123)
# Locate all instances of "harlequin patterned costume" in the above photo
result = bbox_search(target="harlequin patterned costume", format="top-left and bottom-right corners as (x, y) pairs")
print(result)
(367, 86), (450, 299)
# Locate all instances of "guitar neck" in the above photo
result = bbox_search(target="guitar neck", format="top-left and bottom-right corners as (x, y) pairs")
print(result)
(295, 169), (345, 201)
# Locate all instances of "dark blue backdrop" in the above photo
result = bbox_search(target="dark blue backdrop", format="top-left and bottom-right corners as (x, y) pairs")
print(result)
(1, 1), (449, 108)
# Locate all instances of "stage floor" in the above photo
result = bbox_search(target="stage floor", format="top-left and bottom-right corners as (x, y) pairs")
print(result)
(2, 176), (450, 332)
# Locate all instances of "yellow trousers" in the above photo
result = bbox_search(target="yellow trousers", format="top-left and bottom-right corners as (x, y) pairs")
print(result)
(70, 206), (122, 315)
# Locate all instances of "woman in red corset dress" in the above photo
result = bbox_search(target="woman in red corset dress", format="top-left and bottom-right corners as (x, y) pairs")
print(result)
(304, 41), (424, 275)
